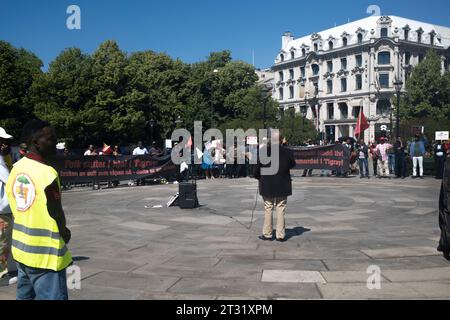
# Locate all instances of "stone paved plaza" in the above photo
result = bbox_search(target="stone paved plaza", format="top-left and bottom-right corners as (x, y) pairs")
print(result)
(1, 171), (449, 300)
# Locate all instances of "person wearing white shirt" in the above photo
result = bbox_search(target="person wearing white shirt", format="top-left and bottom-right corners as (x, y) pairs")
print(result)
(133, 141), (148, 155)
(0, 128), (18, 286)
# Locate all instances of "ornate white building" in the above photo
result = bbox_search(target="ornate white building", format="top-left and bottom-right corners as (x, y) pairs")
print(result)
(271, 15), (450, 143)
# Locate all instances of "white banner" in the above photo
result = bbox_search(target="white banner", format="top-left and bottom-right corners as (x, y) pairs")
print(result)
(435, 131), (449, 141)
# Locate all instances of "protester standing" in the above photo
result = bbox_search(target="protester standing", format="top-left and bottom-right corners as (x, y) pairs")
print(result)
(409, 134), (426, 179)
(394, 137), (407, 179)
(375, 137), (392, 179)
(6, 120), (72, 300)
(434, 140), (447, 179)
(356, 139), (370, 179)
(387, 139), (396, 175)
(0, 128), (18, 286)
(369, 140), (378, 177)
(254, 130), (296, 242)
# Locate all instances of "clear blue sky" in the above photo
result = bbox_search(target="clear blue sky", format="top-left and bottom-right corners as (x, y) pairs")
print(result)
(1, 0), (449, 70)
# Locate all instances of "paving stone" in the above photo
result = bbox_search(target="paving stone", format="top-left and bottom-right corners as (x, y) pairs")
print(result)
(361, 246), (440, 259)
(407, 207), (437, 215)
(382, 267), (450, 282)
(120, 221), (170, 231)
(321, 271), (389, 283)
(83, 271), (179, 292)
(170, 215), (232, 225)
(261, 270), (326, 284)
(317, 283), (425, 299)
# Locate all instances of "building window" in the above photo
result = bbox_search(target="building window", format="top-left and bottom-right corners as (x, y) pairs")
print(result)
(327, 103), (334, 120)
(417, 31), (422, 43)
(357, 33), (363, 44)
(376, 99), (391, 116)
(405, 70), (411, 81)
(405, 52), (411, 65)
(419, 54), (424, 63)
(342, 37), (348, 47)
(356, 74), (362, 90)
(278, 71), (284, 82)
(381, 28), (388, 38)
(379, 73), (389, 88)
(289, 69), (294, 80)
(279, 88), (284, 100)
(341, 78), (347, 92)
(280, 54), (284, 62)
(314, 43), (318, 51)
(327, 80), (333, 94)
(339, 103), (348, 119)
(312, 64), (319, 76)
(341, 58), (347, 70)
(327, 61), (333, 73)
(378, 52), (391, 65)
(430, 33), (435, 45)
(313, 82), (319, 96)
(302, 48), (306, 57)
(329, 41), (333, 50)
(356, 54), (362, 67)
(289, 86), (294, 99)
(291, 51), (295, 59)
(300, 66), (305, 78)
(353, 106), (361, 119)
(404, 29), (409, 40)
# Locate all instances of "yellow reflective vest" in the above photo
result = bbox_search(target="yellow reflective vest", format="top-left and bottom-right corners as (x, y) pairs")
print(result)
(6, 157), (72, 271)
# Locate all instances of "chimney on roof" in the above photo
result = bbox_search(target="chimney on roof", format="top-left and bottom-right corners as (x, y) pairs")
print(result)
(282, 31), (294, 48)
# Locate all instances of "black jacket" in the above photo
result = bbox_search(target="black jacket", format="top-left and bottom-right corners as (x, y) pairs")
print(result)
(254, 145), (296, 198)
(439, 158), (450, 252)
(355, 144), (369, 159)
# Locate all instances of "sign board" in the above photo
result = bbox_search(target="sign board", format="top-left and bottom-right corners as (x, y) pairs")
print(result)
(246, 136), (258, 145)
(436, 131), (449, 141)
(165, 139), (172, 149)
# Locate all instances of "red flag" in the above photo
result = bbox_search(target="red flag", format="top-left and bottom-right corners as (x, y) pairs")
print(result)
(355, 110), (369, 138)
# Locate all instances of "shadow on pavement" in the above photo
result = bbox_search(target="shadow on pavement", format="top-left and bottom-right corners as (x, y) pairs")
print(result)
(285, 226), (311, 240)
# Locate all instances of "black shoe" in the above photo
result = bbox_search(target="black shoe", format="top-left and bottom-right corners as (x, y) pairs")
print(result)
(444, 251), (450, 261)
(437, 244), (443, 252)
(367, 176), (370, 179)
(258, 235), (273, 241)
(276, 238), (286, 242)
(419, 176), (424, 179)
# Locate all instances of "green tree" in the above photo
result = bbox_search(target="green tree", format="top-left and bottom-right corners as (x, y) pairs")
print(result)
(0, 41), (42, 139)
(30, 47), (94, 147)
(400, 49), (450, 121)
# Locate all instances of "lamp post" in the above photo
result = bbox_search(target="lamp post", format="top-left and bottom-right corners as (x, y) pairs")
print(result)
(149, 118), (155, 145)
(393, 79), (403, 140)
(261, 85), (271, 129)
(300, 105), (307, 132)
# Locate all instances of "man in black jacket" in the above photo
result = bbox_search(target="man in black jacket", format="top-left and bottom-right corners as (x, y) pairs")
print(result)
(254, 130), (296, 242)
(438, 158), (450, 261)
(355, 139), (370, 179)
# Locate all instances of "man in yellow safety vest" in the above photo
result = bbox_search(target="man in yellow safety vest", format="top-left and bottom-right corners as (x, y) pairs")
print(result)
(6, 119), (72, 300)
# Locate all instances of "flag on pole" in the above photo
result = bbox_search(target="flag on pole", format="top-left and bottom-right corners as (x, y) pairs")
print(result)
(355, 110), (369, 138)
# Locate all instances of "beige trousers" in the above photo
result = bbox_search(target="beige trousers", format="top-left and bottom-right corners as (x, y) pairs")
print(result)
(262, 197), (287, 239)
(377, 160), (389, 177)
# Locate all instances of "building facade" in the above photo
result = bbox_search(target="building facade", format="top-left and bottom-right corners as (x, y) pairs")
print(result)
(271, 15), (450, 143)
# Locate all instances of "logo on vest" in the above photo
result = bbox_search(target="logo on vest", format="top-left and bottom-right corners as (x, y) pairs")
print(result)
(12, 174), (36, 212)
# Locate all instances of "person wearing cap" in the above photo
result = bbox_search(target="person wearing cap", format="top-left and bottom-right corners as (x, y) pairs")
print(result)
(375, 137), (393, 179)
(0, 127), (18, 286)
